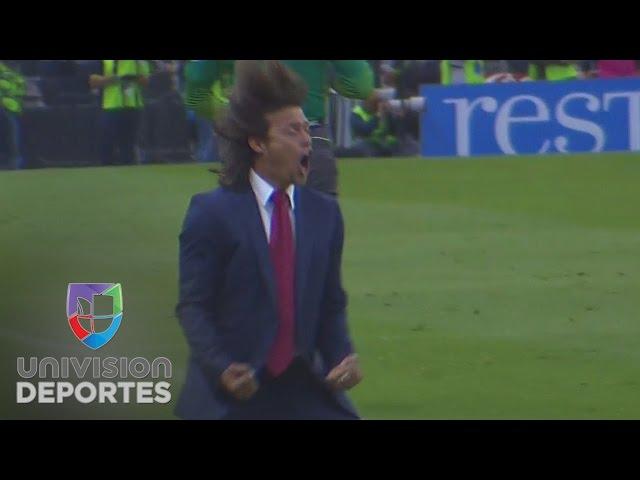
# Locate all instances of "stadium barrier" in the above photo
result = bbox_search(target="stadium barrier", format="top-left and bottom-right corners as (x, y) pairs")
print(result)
(18, 92), (191, 168)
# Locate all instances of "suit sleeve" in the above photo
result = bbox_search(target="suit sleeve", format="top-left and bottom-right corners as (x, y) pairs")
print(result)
(176, 193), (233, 382)
(330, 60), (375, 100)
(317, 201), (354, 369)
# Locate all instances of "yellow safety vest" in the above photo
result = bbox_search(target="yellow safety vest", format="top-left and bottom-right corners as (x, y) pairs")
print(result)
(102, 60), (150, 110)
(441, 60), (485, 85)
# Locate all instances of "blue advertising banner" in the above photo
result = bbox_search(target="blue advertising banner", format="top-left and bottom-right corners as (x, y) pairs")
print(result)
(420, 78), (640, 157)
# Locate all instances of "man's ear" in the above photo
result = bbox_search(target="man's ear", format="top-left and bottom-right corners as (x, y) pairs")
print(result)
(248, 136), (265, 155)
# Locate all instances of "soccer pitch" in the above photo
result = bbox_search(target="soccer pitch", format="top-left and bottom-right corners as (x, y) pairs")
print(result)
(1, 153), (639, 419)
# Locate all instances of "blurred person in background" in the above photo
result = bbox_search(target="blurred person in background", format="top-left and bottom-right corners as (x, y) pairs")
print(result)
(153, 60), (181, 90)
(336, 95), (399, 158)
(183, 60), (235, 164)
(528, 61), (579, 81)
(595, 60), (639, 78)
(440, 60), (485, 85)
(377, 60), (438, 155)
(90, 60), (150, 166)
(577, 60), (598, 78)
(484, 60), (517, 83)
(507, 60), (532, 81)
(0, 61), (26, 169)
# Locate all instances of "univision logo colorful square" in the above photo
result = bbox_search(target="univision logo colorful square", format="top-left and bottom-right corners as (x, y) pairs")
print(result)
(67, 283), (123, 349)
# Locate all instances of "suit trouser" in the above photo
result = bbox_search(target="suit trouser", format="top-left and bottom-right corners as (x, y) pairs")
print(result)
(222, 358), (359, 420)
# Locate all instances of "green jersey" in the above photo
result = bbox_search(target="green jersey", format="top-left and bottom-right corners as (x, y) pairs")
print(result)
(184, 60), (235, 119)
(184, 60), (375, 123)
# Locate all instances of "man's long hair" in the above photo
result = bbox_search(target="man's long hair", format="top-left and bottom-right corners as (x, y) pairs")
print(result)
(214, 61), (308, 189)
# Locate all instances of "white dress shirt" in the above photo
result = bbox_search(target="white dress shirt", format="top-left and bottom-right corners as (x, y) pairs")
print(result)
(249, 169), (296, 242)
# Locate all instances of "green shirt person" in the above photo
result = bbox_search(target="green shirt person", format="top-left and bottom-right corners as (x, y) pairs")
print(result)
(184, 60), (376, 195)
(0, 61), (27, 169)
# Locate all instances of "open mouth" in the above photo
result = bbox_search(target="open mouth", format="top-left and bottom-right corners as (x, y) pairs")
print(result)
(299, 154), (310, 170)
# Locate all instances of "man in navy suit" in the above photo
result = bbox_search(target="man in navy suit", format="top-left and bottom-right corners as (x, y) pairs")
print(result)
(175, 61), (363, 420)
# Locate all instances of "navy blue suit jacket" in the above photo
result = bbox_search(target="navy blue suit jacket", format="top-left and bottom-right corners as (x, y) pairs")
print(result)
(175, 183), (357, 419)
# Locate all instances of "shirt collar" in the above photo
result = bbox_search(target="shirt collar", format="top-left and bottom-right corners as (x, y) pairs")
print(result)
(249, 169), (296, 210)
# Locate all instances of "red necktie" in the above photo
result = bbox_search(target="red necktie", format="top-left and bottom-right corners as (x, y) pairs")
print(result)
(266, 189), (296, 377)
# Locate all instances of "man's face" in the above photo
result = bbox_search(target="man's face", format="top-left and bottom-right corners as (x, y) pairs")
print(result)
(251, 106), (312, 189)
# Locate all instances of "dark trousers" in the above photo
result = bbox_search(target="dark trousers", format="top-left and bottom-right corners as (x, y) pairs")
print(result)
(222, 358), (359, 420)
(0, 109), (24, 169)
(307, 125), (338, 196)
(100, 109), (141, 166)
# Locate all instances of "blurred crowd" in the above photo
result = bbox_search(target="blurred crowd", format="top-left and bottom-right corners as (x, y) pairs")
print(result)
(1, 60), (639, 169)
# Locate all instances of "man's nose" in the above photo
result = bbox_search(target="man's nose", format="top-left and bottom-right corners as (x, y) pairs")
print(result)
(301, 131), (311, 149)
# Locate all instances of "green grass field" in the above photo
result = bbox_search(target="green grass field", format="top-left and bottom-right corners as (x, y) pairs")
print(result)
(1, 153), (639, 419)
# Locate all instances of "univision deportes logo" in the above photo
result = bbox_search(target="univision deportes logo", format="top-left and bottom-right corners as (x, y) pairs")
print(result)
(15, 283), (172, 405)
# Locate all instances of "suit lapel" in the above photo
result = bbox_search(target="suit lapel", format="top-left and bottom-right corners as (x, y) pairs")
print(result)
(238, 188), (278, 313)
